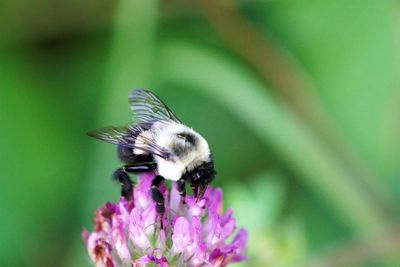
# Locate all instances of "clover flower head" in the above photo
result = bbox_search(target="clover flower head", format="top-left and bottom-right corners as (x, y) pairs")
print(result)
(83, 173), (248, 267)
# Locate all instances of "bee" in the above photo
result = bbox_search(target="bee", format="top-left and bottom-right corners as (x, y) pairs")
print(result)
(88, 89), (216, 221)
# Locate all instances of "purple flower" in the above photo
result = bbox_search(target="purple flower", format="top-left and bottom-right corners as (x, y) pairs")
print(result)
(83, 173), (248, 266)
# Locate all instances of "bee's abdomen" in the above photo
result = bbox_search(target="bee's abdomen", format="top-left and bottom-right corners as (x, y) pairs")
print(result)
(117, 122), (154, 164)
(118, 145), (154, 165)
(117, 145), (136, 163)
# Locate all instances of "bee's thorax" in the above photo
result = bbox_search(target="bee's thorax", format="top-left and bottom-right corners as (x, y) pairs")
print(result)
(152, 122), (211, 181)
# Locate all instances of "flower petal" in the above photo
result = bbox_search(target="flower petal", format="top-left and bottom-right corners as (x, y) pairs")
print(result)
(83, 174), (248, 267)
(134, 173), (155, 210)
(129, 210), (151, 250)
(86, 232), (115, 267)
(172, 217), (193, 253)
(111, 214), (131, 262)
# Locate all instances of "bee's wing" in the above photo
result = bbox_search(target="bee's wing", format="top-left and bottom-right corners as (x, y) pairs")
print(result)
(128, 89), (182, 124)
(87, 125), (172, 159)
(87, 126), (134, 146)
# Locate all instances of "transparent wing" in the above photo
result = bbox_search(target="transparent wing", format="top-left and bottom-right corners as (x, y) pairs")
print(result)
(128, 89), (182, 124)
(87, 125), (171, 159)
(87, 126), (134, 146)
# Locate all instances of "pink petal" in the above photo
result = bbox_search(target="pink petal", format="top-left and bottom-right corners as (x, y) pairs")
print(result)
(172, 217), (193, 253)
(129, 210), (151, 249)
(111, 215), (131, 262)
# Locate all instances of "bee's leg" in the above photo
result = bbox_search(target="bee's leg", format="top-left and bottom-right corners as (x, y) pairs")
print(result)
(197, 183), (208, 202)
(151, 175), (165, 229)
(191, 184), (199, 200)
(177, 178), (186, 204)
(113, 163), (155, 200)
(113, 168), (133, 200)
(190, 180), (209, 202)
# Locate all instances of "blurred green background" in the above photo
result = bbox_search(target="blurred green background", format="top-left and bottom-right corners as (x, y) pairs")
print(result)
(1, 0), (400, 266)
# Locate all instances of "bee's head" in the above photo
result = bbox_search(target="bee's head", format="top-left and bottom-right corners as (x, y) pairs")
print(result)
(185, 160), (216, 201)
